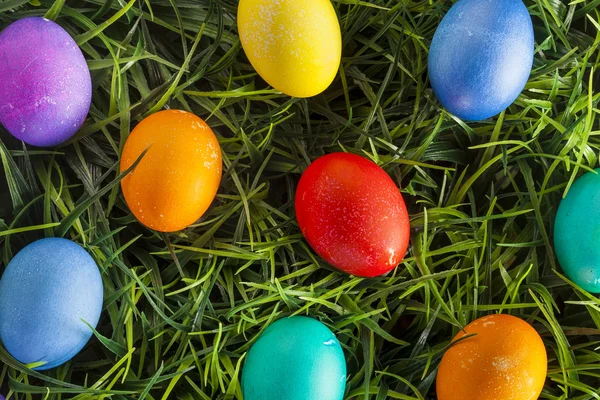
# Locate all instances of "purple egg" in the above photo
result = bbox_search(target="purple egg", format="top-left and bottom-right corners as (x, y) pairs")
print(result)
(0, 17), (92, 147)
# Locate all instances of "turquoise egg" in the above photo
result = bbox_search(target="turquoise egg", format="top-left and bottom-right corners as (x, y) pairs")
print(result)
(241, 316), (346, 400)
(555, 169), (600, 292)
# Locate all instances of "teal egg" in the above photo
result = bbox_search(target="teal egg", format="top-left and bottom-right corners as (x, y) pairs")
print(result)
(555, 169), (600, 292)
(241, 316), (346, 400)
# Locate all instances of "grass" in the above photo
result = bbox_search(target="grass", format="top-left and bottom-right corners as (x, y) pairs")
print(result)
(0, 0), (600, 398)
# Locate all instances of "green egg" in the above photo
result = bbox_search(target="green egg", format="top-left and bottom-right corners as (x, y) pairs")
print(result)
(241, 316), (346, 400)
(555, 169), (600, 292)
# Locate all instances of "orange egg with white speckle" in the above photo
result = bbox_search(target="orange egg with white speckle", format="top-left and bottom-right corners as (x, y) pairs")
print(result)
(120, 110), (222, 232)
(437, 314), (547, 400)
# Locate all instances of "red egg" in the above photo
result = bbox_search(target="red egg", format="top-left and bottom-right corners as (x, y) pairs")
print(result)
(295, 153), (410, 277)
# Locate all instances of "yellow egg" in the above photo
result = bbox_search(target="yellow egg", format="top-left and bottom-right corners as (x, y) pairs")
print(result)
(237, 0), (342, 98)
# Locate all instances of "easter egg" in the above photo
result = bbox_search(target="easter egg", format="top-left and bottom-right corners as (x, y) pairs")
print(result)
(437, 314), (547, 400)
(242, 316), (346, 400)
(554, 169), (600, 292)
(237, 0), (341, 98)
(428, 0), (534, 121)
(0, 238), (103, 370)
(0, 17), (92, 146)
(295, 153), (410, 277)
(120, 110), (222, 232)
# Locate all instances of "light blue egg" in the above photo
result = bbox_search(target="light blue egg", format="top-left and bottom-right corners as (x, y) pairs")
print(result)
(241, 316), (346, 400)
(428, 0), (534, 121)
(554, 170), (600, 293)
(0, 238), (103, 370)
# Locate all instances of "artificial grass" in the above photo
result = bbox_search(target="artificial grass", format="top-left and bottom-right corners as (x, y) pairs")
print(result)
(0, 0), (600, 399)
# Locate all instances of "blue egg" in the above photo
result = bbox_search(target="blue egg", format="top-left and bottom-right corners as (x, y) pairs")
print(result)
(428, 0), (534, 121)
(0, 238), (103, 370)
(555, 170), (600, 293)
(242, 316), (346, 400)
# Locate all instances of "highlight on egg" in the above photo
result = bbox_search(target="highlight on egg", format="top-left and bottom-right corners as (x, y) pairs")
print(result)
(0, 17), (92, 146)
(554, 168), (600, 293)
(237, 0), (342, 98)
(295, 152), (410, 277)
(436, 314), (547, 400)
(0, 238), (103, 370)
(241, 316), (346, 400)
(428, 0), (534, 121)
(120, 110), (222, 232)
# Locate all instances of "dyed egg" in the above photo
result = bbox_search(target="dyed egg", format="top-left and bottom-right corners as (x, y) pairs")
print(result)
(0, 238), (103, 370)
(437, 314), (547, 400)
(237, 0), (341, 98)
(242, 316), (346, 400)
(0, 17), (92, 146)
(295, 153), (410, 277)
(120, 110), (222, 232)
(554, 169), (600, 292)
(428, 0), (534, 121)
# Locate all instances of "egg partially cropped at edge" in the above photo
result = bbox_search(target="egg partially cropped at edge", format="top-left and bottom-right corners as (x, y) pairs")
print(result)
(428, 0), (534, 121)
(0, 17), (92, 146)
(120, 110), (222, 232)
(436, 314), (547, 400)
(554, 169), (600, 292)
(237, 0), (342, 98)
(0, 238), (103, 370)
(242, 316), (346, 400)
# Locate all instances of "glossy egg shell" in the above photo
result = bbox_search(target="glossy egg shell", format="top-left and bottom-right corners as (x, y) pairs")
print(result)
(554, 169), (600, 292)
(428, 0), (534, 121)
(295, 153), (410, 277)
(437, 314), (547, 400)
(241, 316), (346, 400)
(237, 0), (341, 98)
(0, 17), (92, 146)
(0, 238), (103, 370)
(120, 110), (222, 232)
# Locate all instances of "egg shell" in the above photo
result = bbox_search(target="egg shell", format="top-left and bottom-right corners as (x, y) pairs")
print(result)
(295, 153), (410, 277)
(0, 17), (92, 147)
(237, 0), (341, 98)
(428, 0), (534, 121)
(554, 169), (600, 292)
(120, 110), (222, 232)
(0, 238), (103, 370)
(436, 314), (547, 400)
(241, 316), (346, 400)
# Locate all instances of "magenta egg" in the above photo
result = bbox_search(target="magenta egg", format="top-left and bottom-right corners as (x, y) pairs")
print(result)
(0, 17), (92, 147)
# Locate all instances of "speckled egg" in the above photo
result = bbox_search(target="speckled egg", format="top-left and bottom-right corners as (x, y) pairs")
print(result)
(0, 238), (103, 370)
(242, 316), (346, 400)
(237, 0), (342, 98)
(295, 153), (410, 277)
(428, 0), (534, 121)
(120, 110), (222, 232)
(437, 314), (547, 400)
(554, 169), (600, 292)
(0, 17), (92, 146)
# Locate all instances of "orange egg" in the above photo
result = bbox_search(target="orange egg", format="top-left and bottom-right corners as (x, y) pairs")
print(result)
(437, 314), (547, 400)
(120, 110), (222, 232)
